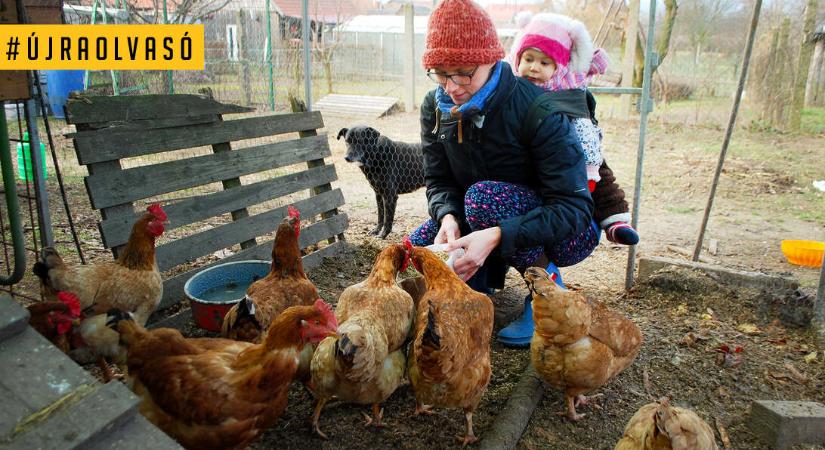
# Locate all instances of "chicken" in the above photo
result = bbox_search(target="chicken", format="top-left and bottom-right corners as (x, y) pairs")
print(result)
(399, 274), (427, 310)
(407, 246), (494, 447)
(525, 266), (642, 421)
(32, 204), (167, 374)
(107, 299), (338, 450)
(221, 205), (318, 343)
(615, 398), (718, 450)
(309, 242), (415, 438)
(27, 291), (82, 354)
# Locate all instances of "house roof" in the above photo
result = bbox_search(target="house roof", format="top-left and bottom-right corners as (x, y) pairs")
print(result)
(273, 0), (359, 23)
(336, 14), (517, 36)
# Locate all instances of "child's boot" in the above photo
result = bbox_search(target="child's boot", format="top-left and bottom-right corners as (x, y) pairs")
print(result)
(605, 221), (639, 245)
(498, 262), (564, 348)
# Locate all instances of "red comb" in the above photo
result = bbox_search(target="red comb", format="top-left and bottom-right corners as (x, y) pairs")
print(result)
(313, 299), (337, 327)
(403, 236), (413, 252)
(287, 205), (300, 221)
(147, 204), (167, 221)
(57, 291), (81, 317)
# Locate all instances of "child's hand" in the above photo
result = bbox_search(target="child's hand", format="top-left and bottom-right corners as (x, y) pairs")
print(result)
(445, 227), (501, 282)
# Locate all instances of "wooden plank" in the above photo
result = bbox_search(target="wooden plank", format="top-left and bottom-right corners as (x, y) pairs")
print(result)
(157, 225), (348, 310)
(81, 115), (220, 132)
(85, 134), (330, 209)
(65, 94), (253, 125)
(99, 165), (338, 248)
(0, 72), (30, 101)
(155, 190), (346, 271)
(314, 99), (397, 108)
(72, 112), (326, 165)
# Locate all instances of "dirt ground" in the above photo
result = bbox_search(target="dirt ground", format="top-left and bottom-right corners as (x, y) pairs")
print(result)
(5, 103), (825, 449)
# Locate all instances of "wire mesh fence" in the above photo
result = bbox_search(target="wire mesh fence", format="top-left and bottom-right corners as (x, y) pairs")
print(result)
(1, 0), (760, 304)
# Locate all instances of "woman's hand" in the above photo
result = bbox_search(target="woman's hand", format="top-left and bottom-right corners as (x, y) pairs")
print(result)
(444, 227), (502, 282)
(435, 214), (461, 244)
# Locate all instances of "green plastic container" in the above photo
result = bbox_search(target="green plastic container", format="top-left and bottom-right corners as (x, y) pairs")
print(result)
(16, 132), (47, 181)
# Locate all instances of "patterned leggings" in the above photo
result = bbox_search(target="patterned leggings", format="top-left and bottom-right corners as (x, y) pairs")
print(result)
(409, 181), (599, 270)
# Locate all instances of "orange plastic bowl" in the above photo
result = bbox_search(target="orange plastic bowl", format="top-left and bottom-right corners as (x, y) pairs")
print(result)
(780, 240), (825, 268)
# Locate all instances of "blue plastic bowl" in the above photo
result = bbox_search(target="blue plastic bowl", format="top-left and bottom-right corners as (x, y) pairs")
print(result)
(184, 260), (271, 331)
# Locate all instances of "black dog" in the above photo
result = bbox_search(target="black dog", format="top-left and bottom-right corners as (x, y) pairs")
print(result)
(337, 126), (425, 239)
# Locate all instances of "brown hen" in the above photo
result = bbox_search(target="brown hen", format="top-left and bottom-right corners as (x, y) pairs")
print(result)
(525, 266), (642, 421)
(32, 204), (167, 374)
(407, 246), (494, 447)
(107, 299), (338, 450)
(309, 242), (415, 438)
(615, 398), (718, 450)
(221, 205), (318, 344)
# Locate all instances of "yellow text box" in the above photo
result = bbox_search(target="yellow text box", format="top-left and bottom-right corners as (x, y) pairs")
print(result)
(0, 25), (204, 70)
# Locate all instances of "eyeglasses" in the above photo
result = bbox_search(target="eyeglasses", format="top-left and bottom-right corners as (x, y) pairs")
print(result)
(426, 66), (479, 86)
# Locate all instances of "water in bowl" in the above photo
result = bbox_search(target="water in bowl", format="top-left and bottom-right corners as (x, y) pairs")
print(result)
(198, 281), (253, 303)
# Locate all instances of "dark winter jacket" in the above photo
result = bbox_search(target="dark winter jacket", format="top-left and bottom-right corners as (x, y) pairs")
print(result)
(420, 62), (594, 261)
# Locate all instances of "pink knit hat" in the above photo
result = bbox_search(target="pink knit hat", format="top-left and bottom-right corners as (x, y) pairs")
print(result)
(510, 12), (595, 74)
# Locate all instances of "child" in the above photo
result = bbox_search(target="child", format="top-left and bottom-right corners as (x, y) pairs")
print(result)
(509, 12), (639, 246)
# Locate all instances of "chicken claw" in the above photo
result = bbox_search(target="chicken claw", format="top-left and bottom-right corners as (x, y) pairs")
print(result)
(362, 404), (385, 427)
(574, 393), (604, 410)
(311, 398), (328, 439)
(456, 412), (478, 447)
(414, 403), (434, 416)
(559, 395), (586, 421)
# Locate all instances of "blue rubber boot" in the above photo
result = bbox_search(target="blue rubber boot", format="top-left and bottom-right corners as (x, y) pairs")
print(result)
(497, 262), (564, 348)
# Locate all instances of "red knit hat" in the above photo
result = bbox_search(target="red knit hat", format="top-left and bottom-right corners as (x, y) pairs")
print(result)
(422, 0), (505, 68)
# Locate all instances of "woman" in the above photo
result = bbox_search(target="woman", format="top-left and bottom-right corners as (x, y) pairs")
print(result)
(408, 0), (599, 347)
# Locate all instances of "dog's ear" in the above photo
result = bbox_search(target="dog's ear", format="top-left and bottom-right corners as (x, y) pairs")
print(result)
(365, 127), (381, 139)
(337, 128), (348, 140)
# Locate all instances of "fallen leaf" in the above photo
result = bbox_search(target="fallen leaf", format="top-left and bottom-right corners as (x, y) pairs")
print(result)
(803, 352), (818, 364)
(674, 304), (688, 316)
(784, 363), (808, 383)
(680, 333), (696, 347)
(700, 313), (714, 321)
(716, 418), (732, 450)
(767, 370), (791, 383)
(767, 337), (787, 347)
(737, 323), (761, 335)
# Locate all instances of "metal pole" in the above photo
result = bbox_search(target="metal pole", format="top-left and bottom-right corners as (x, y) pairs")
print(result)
(83, 0), (100, 90)
(163, 0), (174, 94)
(266, 0), (275, 111)
(692, 0), (762, 261)
(815, 251), (825, 334)
(0, 107), (27, 285)
(24, 99), (54, 248)
(624, 0), (656, 290)
(302, 0), (312, 110)
(101, 0), (120, 95)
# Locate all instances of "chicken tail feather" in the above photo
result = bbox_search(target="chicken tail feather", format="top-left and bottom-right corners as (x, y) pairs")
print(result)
(335, 334), (357, 363)
(422, 302), (440, 349)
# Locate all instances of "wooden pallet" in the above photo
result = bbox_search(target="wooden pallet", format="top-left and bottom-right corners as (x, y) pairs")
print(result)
(65, 93), (348, 315)
(0, 294), (183, 449)
(313, 93), (400, 118)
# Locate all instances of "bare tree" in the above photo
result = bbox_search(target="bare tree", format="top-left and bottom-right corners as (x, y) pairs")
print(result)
(310, 0), (351, 95)
(124, 0), (232, 24)
(677, 0), (744, 63)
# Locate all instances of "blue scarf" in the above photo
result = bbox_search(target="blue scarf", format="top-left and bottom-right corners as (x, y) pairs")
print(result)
(436, 61), (502, 122)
